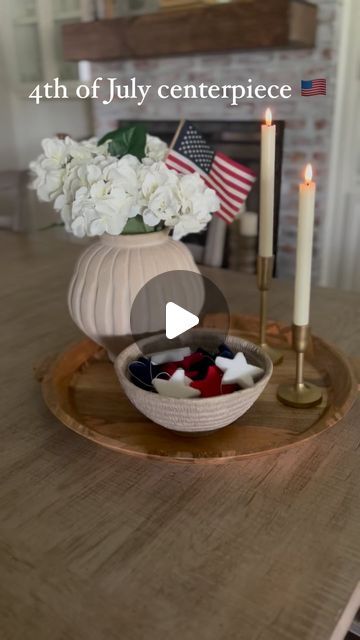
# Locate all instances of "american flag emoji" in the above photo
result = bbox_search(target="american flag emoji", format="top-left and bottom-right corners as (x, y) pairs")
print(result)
(301, 78), (327, 96)
(166, 121), (256, 224)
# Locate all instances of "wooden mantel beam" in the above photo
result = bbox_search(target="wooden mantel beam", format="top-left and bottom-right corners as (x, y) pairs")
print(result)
(62, 1), (317, 62)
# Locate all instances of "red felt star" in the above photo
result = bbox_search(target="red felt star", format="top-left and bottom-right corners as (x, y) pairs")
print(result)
(190, 366), (238, 398)
(162, 352), (207, 379)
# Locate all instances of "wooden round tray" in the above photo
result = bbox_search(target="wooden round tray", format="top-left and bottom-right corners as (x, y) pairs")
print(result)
(38, 316), (358, 462)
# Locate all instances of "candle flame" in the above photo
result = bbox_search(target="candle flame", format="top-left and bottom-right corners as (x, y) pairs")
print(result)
(265, 108), (272, 126)
(305, 163), (313, 184)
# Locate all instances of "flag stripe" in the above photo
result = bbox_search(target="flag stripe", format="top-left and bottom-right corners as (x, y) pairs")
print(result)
(212, 158), (255, 188)
(209, 171), (248, 203)
(211, 165), (252, 196)
(215, 151), (257, 178)
(166, 153), (195, 174)
(206, 176), (242, 214)
(213, 156), (256, 185)
(216, 207), (234, 223)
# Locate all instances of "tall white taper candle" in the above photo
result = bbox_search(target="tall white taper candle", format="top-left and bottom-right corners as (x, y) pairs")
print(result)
(259, 108), (276, 257)
(294, 164), (316, 326)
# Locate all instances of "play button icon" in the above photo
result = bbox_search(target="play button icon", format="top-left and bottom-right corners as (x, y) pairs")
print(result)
(166, 302), (199, 340)
(130, 269), (230, 355)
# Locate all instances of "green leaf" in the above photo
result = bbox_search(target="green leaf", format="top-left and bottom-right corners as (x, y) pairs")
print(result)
(98, 124), (147, 160)
(121, 215), (164, 235)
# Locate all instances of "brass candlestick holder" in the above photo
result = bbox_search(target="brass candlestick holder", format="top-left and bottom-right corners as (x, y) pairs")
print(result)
(277, 324), (323, 408)
(257, 256), (283, 365)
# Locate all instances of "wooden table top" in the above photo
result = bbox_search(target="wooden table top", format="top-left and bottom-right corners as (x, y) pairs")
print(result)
(1, 230), (360, 640)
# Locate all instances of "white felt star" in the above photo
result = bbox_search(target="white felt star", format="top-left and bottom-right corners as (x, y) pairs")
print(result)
(150, 347), (191, 366)
(152, 368), (201, 399)
(215, 353), (264, 388)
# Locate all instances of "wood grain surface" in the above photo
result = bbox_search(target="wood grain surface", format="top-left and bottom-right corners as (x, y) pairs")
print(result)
(62, 0), (317, 62)
(1, 230), (360, 640)
(39, 323), (357, 461)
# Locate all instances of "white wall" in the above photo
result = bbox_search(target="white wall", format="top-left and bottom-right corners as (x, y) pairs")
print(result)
(10, 96), (92, 169)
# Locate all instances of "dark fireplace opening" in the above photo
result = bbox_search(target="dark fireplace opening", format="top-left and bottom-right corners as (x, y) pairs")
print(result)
(118, 120), (285, 274)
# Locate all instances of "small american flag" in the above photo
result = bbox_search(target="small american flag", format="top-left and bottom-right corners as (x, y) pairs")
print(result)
(165, 121), (256, 223)
(301, 78), (327, 96)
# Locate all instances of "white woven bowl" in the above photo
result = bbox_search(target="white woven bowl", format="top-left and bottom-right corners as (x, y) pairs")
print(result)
(114, 331), (273, 434)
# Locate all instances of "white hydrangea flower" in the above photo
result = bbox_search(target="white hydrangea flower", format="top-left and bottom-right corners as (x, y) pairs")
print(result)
(41, 137), (71, 170)
(29, 158), (65, 202)
(104, 154), (140, 201)
(143, 185), (181, 227)
(139, 162), (178, 226)
(29, 135), (110, 203)
(69, 156), (141, 237)
(144, 134), (168, 163)
(53, 155), (111, 231)
(173, 173), (220, 240)
(66, 136), (110, 162)
(140, 161), (177, 198)
(29, 137), (70, 201)
(30, 134), (219, 238)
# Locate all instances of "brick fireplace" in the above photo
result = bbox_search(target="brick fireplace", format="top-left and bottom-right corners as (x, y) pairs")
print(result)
(88, 0), (340, 280)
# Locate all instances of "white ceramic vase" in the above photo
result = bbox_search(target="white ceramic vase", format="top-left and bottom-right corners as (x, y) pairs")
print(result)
(68, 230), (200, 358)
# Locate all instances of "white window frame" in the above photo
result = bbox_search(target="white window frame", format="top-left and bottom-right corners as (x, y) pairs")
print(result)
(1, 0), (90, 99)
(320, 0), (360, 290)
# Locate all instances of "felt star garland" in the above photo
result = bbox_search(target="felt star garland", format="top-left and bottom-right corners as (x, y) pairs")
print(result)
(128, 345), (264, 400)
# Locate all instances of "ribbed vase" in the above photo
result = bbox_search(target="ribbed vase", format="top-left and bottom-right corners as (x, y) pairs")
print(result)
(68, 230), (200, 358)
